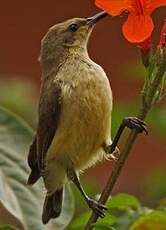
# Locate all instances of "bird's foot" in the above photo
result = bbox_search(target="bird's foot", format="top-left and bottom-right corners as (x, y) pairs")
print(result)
(87, 199), (107, 218)
(104, 144), (120, 161)
(109, 146), (120, 161)
(122, 117), (148, 134)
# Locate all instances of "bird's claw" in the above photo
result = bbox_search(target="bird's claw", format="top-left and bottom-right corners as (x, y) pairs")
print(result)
(87, 199), (107, 218)
(111, 146), (120, 160)
(123, 117), (148, 135)
(109, 147), (120, 161)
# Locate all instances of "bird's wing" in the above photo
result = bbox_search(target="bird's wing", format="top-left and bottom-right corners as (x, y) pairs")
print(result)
(27, 80), (61, 182)
(36, 80), (62, 171)
(27, 135), (37, 170)
(27, 135), (41, 184)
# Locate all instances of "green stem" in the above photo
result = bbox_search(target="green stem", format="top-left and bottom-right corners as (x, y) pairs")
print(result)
(84, 47), (166, 230)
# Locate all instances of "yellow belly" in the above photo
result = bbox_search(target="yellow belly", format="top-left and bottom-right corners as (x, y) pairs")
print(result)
(47, 70), (112, 171)
(44, 58), (113, 191)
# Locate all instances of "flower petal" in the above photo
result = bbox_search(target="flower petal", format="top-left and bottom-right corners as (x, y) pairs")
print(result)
(146, 0), (166, 14)
(122, 14), (154, 43)
(95, 0), (135, 16)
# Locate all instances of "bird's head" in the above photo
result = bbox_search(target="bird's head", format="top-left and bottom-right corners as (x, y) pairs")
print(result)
(39, 11), (107, 66)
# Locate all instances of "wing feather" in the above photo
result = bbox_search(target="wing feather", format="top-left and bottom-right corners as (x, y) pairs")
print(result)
(27, 79), (62, 184)
(37, 80), (62, 170)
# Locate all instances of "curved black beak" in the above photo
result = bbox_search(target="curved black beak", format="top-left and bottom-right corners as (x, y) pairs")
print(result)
(87, 11), (108, 26)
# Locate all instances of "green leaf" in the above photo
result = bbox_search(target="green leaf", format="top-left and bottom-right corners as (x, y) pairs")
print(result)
(105, 194), (142, 230)
(107, 193), (141, 211)
(0, 106), (74, 230)
(70, 212), (91, 229)
(129, 210), (166, 230)
(92, 222), (116, 229)
(96, 214), (117, 226)
(113, 208), (146, 230)
(92, 214), (117, 229)
(71, 194), (141, 230)
(0, 226), (16, 230)
(70, 205), (116, 229)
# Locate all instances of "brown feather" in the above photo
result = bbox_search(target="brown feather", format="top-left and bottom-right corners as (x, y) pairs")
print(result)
(27, 136), (41, 184)
(27, 80), (62, 184)
(37, 79), (62, 171)
(42, 188), (63, 224)
(27, 136), (37, 169)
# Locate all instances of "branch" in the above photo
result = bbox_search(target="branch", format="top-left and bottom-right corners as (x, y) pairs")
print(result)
(85, 46), (166, 230)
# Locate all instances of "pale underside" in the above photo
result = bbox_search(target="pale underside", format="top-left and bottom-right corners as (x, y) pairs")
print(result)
(43, 54), (112, 191)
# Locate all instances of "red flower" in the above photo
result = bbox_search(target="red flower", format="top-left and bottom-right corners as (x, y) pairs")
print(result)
(95, 0), (166, 43)
(159, 20), (166, 48)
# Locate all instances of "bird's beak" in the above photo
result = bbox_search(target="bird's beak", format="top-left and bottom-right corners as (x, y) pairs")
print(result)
(86, 11), (108, 26)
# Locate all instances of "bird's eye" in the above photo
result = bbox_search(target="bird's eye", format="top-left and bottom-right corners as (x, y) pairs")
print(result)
(68, 24), (79, 32)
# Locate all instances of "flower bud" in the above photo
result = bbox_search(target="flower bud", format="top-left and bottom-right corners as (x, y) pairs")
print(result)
(159, 20), (166, 48)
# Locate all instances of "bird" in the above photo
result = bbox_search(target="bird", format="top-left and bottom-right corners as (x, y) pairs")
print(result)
(27, 11), (147, 225)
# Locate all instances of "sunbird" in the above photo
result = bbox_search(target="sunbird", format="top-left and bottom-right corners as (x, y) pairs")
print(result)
(27, 11), (147, 224)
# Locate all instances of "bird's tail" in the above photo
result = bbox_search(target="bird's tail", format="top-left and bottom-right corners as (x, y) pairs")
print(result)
(42, 188), (63, 224)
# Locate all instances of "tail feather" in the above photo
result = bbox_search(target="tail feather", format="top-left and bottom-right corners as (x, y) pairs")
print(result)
(42, 188), (63, 224)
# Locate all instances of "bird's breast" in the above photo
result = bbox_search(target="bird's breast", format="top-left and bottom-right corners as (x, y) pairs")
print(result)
(48, 57), (113, 170)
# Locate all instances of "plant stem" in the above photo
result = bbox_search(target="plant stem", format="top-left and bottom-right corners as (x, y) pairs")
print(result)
(84, 47), (166, 230)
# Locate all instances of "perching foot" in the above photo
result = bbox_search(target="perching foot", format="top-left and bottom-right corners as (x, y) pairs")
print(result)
(122, 117), (148, 134)
(87, 198), (107, 218)
(104, 145), (120, 161)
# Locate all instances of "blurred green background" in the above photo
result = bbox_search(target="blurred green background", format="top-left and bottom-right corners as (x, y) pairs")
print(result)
(0, 0), (166, 225)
